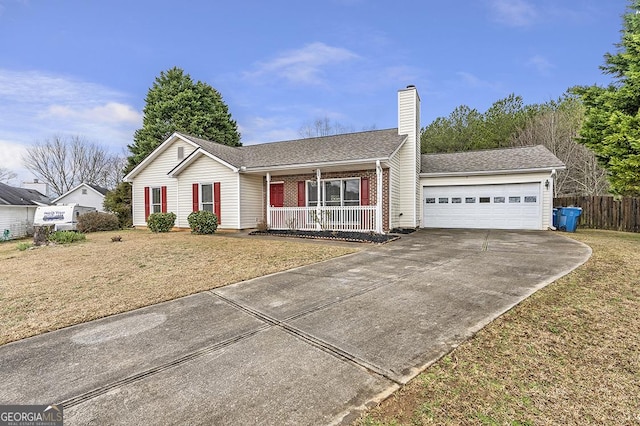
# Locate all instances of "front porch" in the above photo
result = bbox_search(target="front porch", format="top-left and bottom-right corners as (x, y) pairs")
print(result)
(263, 161), (388, 234)
(269, 205), (378, 232)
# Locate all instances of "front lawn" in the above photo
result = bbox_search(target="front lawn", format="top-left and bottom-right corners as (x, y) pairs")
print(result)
(0, 230), (357, 346)
(356, 229), (640, 425)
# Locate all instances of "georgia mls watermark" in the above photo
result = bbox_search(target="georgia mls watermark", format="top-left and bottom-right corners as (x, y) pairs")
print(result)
(0, 405), (63, 426)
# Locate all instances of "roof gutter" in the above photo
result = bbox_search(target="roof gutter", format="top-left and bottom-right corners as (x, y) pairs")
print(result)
(420, 165), (566, 178)
(243, 157), (391, 173)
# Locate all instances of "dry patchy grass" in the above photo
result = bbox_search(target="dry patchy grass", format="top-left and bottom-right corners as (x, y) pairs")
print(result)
(357, 229), (640, 426)
(0, 230), (356, 346)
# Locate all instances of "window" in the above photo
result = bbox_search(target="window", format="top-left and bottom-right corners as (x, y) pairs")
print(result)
(465, 197), (476, 203)
(494, 197), (505, 203)
(306, 178), (360, 207)
(178, 146), (184, 160)
(426, 197), (436, 204)
(524, 196), (537, 203)
(201, 184), (214, 212)
(438, 197), (449, 204)
(151, 187), (162, 213)
(452, 197), (462, 204)
(479, 197), (490, 203)
(509, 196), (521, 203)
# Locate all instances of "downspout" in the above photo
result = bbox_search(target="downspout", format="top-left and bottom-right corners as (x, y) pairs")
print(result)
(548, 169), (557, 230)
(316, 168), (321, 230)
(376, 160), (383, 233)
(266, 172), (271, 228)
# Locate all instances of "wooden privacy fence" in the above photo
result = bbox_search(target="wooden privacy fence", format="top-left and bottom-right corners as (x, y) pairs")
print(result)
(554, 196), (640, 233)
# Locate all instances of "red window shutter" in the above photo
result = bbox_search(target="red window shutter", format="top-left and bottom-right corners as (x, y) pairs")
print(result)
(297, 181), (306, 207)
(192, 183), (199, 212)
(161, 186), (168, 213)
(361, 177), (370, 206)
(144, 186), (150, 220)
(214, 182), (221, 224)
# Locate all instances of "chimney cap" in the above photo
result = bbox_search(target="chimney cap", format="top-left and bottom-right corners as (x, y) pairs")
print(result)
(406, 84), (416, 89)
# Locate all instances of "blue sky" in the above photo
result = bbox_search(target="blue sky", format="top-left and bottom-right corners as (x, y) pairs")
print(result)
(0, 0), (630, 182)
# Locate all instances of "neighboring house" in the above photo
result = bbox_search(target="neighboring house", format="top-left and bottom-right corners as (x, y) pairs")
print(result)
(0, 182), (51, 239)
(124, 86), (565, 232)
(52, 183), (109, 212)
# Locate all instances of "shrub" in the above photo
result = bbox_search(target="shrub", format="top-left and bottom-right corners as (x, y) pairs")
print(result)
(49, 231), (86, 244)
(187, 210), (218, 234)
(16, 242), (32, 251)
(77, 211), (120, 233)
(147, 212), (176, 233)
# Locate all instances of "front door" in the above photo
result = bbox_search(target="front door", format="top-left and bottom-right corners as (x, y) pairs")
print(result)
(270, 183), (284, 207)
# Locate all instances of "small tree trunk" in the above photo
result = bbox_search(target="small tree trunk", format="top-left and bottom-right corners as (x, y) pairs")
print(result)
(33, 225), (53, 246)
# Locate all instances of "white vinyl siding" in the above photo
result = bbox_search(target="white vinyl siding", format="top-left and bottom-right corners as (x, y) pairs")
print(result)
(131, 139), (195, 226)
(176, 154), (239, 229)
(239, 174), (264, 229)
(388, 149), (402, 230)
(0, 206), (36, 239)
(54, 185), (106, 212)
(397, 87), (421, 228)
(420, 172), (554, 230)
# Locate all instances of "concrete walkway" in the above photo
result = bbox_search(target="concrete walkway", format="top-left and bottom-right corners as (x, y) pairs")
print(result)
(0, 229), (591, 425)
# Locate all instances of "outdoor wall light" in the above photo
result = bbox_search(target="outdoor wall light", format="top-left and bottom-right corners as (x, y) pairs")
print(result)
(545, 179), (550, 189)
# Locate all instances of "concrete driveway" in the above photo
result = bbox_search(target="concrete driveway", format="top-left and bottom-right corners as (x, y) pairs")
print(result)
(0, 229), (591, 425)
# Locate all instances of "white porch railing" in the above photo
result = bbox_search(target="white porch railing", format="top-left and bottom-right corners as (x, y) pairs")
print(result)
(269, 206), (377, 232)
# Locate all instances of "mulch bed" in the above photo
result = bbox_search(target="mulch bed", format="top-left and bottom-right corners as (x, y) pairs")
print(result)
(249, 229), (401, 244)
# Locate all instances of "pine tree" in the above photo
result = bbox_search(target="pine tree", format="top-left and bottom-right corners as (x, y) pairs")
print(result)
(573, 1), (640, 195)
(126, 67), (240, 172)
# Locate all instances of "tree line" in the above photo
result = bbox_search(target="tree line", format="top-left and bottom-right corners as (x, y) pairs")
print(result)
(420, 94), (609, 197)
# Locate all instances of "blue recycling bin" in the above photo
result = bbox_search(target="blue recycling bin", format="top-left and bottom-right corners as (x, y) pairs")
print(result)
(552, 208), (559, 228)
(558, 207), (582, 232)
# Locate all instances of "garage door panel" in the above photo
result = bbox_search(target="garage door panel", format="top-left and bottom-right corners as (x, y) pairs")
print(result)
(423, 183), (541, 230)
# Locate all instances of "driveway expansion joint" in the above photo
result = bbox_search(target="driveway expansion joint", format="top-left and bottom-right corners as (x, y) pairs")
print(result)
(210, 290), (403, 385)
(58, 325), (270, 409)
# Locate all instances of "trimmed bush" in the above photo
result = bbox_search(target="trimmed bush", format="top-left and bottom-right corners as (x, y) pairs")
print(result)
(77, 211), (120, 233)
(49, 231), (86, 244)
(187, 210), (218, 234)
(147, 212), (176, 233)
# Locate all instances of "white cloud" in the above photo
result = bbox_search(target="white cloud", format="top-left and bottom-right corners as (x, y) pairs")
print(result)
(244, 42), (360, 85)
(487, 0), (537, 27)
(0, 68), (141, 156)
(456, 71), (502, 90)
(0, 139), (29, 182)
(527, 54), (554, 75)
(46, 102), (142, 125)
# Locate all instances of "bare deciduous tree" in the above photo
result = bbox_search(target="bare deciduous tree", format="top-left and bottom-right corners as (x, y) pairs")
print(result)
(298, 116), (354, 138)
(511, 98), (609, 196)
(0, 167), (17, 184)
(22, 135), (125, 196)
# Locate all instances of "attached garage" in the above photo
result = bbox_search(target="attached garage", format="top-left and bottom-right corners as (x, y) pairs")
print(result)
(423, 182), (541, 229)
(420, 146), (566, 231)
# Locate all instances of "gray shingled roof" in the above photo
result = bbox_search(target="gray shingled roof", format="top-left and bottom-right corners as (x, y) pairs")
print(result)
(421, 145), (565, 174)
(86, 183), (110, 195)
(180, 128), (406, 169)
(0, 182), (50, 206)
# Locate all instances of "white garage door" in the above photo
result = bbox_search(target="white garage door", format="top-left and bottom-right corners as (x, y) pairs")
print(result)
(423, 183), (542, 230)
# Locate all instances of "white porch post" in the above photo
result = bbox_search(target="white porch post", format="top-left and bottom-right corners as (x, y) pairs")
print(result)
(316, 168), (321, 230)
(376, 160), (383, 233)
(266, 172), (271, 228)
